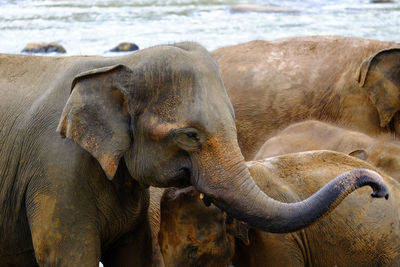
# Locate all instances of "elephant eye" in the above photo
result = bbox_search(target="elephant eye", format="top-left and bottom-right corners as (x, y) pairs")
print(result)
(171, 127), (205, 151)
(185, 131), (200, 142)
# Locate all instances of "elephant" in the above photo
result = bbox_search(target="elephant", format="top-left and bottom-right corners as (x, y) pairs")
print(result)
(255, 120), (400, 182)
(212, 36), (400, 160)
(1, 42), (386, 266)
(158, 151), (399, 267)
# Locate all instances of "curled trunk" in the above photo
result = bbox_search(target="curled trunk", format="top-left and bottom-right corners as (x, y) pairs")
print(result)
(194, 158), (388, 233)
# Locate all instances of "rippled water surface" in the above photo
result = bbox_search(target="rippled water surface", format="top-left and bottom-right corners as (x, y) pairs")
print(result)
(1, 0), (399, 55)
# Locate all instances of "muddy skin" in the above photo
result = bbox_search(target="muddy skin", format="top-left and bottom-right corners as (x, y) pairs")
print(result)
(0, 42), (265, 266)
(212, 36), (400, 160)
(158, 151), (398, 267)
(255, 120), (400, 182)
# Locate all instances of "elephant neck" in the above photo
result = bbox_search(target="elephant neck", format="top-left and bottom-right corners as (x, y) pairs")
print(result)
(92, 159), (150, 248)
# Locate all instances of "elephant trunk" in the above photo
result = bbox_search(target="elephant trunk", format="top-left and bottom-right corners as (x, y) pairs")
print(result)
(192, 137), (389, 233)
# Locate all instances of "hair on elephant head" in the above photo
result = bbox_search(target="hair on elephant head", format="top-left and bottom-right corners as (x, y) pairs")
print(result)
(57, 42), (388, 234)
(357, 48), (400, 129)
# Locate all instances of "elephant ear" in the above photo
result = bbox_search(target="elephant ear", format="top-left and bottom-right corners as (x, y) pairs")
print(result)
(349, 149), (368, 161)
(57, 64), (133, 180)
(357, 48), (400, 128)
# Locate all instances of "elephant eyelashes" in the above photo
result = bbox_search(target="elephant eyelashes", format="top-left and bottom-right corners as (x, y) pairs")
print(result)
(171, 128), (205, 151)
(185, 131), (200, 142)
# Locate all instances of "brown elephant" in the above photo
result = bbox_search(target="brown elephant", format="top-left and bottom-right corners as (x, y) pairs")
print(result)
(255, 120), (400, 181)
(1, 42), (386, 266)
(158, 151), (399, 267)
(212, 36), (400, 159)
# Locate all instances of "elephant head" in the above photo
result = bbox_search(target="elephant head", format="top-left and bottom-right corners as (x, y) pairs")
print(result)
(158, 187), (242, 267)
(57, 42), (388, 233)
(349, 140), (400, 182)
(357, 48), (400, 130)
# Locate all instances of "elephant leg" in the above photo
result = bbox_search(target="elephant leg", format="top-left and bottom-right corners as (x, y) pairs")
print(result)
(25, 182), (101, 266)
(101, 216), (153, 267)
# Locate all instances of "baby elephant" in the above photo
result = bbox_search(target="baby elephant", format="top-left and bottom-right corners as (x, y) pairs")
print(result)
(255, 120), (400, 181)
(158, 151), (400, 267)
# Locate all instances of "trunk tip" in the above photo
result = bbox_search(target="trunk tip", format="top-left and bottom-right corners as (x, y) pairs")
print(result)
(370, 188), (389, 200)
(355, 169), (389, 200)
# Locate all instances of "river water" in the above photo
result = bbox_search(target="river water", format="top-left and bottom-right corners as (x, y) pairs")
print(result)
(1, 0), (399, 55)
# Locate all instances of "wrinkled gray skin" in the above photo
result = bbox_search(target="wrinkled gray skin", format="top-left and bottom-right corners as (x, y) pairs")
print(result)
(0, 42), (389, 266)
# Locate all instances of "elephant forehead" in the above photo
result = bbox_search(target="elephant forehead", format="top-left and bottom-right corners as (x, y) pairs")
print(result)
(134, 52), (235, 128)
(134, 45), (219, 85)
(146, 93), (235, 135)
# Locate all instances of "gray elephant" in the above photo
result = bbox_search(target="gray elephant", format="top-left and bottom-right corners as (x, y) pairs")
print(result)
(0, 42), (388, 266)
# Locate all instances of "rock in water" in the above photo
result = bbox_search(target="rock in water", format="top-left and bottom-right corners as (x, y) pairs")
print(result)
(21, 42), (66, 53)
(109, 42), (139, 52)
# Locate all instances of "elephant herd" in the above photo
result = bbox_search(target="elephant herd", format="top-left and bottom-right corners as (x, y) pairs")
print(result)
(0, 36), (399, 266)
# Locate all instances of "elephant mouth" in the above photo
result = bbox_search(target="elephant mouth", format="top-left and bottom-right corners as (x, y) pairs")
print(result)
(171, 167), (191, 187)
(188, 167), (212, 206)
